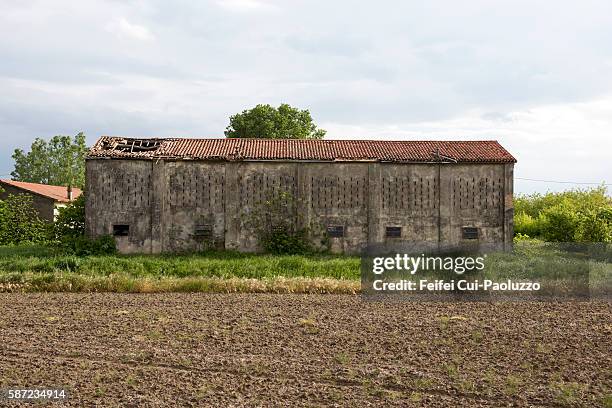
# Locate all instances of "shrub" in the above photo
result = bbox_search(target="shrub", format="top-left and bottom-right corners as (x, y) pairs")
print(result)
(0, 190), (51, 245)
(515, 186), (609, 219)
(576, 207), (612, 243)
(261, 229), (310, 255)
(61, 235), (117, 256)
(514, 212), (541, 237)
(53, 193), (116, 254)
(54, 194), (85, 240)
(514, 187), (611, 243)
(539, 201), (580, 242)
(245, 190), (312, 254)
(513, 233), (536, 243)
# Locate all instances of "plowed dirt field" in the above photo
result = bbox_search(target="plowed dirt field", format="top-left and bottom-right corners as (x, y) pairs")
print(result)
(0, 294), (610, 407)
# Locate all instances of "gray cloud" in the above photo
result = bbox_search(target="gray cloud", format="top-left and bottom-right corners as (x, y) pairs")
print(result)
(0, 0), (611, 192)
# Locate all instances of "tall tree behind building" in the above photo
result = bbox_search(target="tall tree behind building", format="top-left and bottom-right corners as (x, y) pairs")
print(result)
(11, 132), (87, 188)
(225, 104), (326, 139)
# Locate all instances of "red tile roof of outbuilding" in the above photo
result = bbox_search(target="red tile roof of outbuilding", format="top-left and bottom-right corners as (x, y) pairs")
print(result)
(0, 179), (82, 203)
(88, 137), (516, 163)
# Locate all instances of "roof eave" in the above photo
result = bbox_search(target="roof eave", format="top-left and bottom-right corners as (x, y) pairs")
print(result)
(85, 156), (516, 164)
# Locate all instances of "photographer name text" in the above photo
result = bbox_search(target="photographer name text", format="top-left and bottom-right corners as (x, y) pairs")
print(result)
(372, 279), (541, 292)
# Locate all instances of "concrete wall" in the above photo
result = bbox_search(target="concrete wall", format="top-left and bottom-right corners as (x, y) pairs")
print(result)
(0, 183), (56, 222)
(86, 159), (513, 254)
(86, 160), (154, 253)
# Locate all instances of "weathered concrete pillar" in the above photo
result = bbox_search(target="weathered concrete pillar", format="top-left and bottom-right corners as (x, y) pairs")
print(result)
(84, 160), (95, 238)
(367, 163), (382, 245)
(438, 164), (453, 246)
(150, 160), (165, 254)
(296, 163), (311, 232)
(224, 162), (240, 250)
(503, 163), (514, 251)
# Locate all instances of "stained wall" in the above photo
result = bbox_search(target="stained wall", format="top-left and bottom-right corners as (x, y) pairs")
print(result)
(86, 159), (513, 254)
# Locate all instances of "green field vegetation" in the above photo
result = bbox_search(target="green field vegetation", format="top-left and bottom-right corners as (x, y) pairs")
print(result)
(0, 245), (360, 279)
(0, 242), (609, 294)
(0, 245), (361, 293)
(514, 186), (611, 242)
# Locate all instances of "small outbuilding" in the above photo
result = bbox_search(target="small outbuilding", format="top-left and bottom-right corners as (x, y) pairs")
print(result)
(86, 137), (516, 254)
(0, 179), (82, 222)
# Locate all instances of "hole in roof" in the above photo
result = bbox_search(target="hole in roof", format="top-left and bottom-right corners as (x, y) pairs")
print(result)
(102, 139), (162, 153)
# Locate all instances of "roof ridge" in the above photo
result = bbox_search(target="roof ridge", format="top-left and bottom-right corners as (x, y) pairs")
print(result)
(0, 179), (82, 203)
(0, 179), (82, 189)
(100, 136), (502, 143)
(89, 137), (516, 163)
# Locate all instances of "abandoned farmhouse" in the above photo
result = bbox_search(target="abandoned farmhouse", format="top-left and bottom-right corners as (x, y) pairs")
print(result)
(86, 137), (516, 254)
(0, 179), (82, 222)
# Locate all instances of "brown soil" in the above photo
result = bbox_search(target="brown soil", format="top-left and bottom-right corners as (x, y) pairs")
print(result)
(0, 294), (610, 407)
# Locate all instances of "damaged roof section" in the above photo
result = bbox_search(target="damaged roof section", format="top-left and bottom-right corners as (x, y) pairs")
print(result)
(100, 138), (164, 153)
(88, 136), (517, 163)
(94, 137), (169, 157)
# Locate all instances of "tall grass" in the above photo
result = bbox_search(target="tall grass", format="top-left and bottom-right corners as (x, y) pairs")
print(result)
(0, 244), (608, 295)
(0, 248), (361, 280)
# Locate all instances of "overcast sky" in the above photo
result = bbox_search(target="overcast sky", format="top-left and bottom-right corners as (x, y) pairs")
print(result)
(1, 0), (611, 194)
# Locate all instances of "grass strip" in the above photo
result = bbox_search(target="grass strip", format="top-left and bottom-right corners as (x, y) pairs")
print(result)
(0, 272), (360, 294)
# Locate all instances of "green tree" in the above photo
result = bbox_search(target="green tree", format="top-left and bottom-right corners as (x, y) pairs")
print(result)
(514, 186), (612, 242)
(54, 194), (86, 240)
(225, 104), (326, 139)
(514, 186), (610, 219)
(576, 207), (612, 243)
(11, 132), (88, 188)
(539, 201), (580, 242)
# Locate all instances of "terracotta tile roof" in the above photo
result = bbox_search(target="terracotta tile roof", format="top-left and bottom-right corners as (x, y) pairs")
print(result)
(88, 137), (516, 163)
(0, 180), (82, 203)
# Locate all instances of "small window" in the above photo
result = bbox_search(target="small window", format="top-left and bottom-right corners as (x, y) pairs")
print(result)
(327, 225), (344, 238)
(113, 224), (129, 236)
(195, 224), (213, 238)
(462, 227), (479, 240)
(386, 226), (402, 238)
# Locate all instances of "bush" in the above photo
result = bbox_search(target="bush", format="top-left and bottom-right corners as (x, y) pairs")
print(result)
(515, 186), (609, 218)
(539, 201), (580, 242)
(260, 229), (310, 255)
(61, 235), (117, 256)
(245, 190), (312, 254)
(0, 190), (51, 245)
(54, 194), (85, 240)
(513, 233), (538, 243)
(514, 212), (541, 237)
(53, 194), (117, 255)
(514, 187), (611, 243)
(576, 207), (612, 243)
